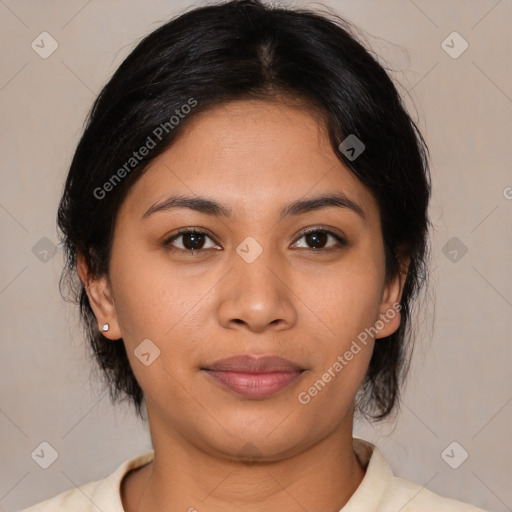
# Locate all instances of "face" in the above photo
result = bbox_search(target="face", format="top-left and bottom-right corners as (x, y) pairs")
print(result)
(80, 99), (406, 461)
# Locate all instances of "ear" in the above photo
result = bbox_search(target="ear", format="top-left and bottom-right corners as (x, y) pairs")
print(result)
(77, 253), (122, 340)
(374, 256), (409, 340)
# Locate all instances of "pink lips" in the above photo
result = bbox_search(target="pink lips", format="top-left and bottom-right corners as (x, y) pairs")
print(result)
(202, 354), (305, 399)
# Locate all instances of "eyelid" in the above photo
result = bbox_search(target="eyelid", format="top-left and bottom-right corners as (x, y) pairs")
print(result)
(294, 225), (346, 241)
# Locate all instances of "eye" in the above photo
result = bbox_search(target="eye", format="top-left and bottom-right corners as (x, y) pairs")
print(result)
(292, 228), (347, 251)
(163, 227), (347, 255)
(163, 228), (220, 254)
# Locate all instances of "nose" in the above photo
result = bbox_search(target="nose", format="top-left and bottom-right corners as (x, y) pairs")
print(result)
(217, 247), (297, 333)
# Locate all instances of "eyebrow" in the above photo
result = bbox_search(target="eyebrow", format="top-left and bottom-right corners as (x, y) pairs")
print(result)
(141, 192), (366, 222)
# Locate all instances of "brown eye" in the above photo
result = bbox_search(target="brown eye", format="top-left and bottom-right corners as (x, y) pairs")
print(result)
(179, 231), (206, 250)
(292, 228), (347, 251)
(164, 228), (219, 254)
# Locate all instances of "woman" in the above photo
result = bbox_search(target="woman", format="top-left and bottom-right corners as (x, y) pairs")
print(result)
(23, 0), (487, 510)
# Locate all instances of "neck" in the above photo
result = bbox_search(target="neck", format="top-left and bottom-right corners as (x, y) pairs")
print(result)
(123, 424), (367, 512)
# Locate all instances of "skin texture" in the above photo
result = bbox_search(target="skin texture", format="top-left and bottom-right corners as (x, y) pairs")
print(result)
(78, 99), (408, 512)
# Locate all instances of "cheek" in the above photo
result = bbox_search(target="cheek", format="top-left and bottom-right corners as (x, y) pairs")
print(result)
(108, 253), (197, 397)
(313, 253), (383, 336)
(109, 244), (218, 357)
(297, 298), (376, 416)
(301, 250), (383, 390)
(108, 244), (178, 340)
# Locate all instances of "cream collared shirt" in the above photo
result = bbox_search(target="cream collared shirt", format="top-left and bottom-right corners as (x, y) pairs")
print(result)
(21, 438), (487, 511)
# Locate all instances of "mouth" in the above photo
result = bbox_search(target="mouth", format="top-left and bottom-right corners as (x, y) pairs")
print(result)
(201, 354), (306, 399)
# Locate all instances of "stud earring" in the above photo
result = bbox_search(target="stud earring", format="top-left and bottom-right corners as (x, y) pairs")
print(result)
(102, 323), (110, 332)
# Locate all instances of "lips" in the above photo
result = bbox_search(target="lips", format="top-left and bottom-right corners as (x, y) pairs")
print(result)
(201, 354), (305, 399)
(203, 354), (304, 373)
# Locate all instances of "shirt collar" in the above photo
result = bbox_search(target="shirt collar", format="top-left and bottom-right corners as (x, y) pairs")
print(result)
(99, 437), (392, 512)
(340, 437), (393, 511)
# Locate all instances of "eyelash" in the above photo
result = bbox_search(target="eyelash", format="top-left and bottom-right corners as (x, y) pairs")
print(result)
(163, 227), (348, 255)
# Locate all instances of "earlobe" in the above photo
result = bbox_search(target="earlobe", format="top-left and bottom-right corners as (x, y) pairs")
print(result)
(77, 253), (122, 340)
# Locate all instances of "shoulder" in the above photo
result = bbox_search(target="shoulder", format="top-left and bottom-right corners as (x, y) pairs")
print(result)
(20, 450), (155, 512)
(20, 478), (104, 512)
(381, 475), (488, 512)
(350, 438), (488, 512)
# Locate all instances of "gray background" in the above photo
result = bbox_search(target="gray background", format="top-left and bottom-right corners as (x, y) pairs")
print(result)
(0, 1), (511, 511)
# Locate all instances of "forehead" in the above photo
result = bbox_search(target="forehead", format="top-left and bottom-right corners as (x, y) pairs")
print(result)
(119, 99), (380, 224)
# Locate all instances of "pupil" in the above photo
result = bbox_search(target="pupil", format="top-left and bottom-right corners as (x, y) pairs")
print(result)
(184, 232), (204, 250)
(306, 231), (327, 249)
